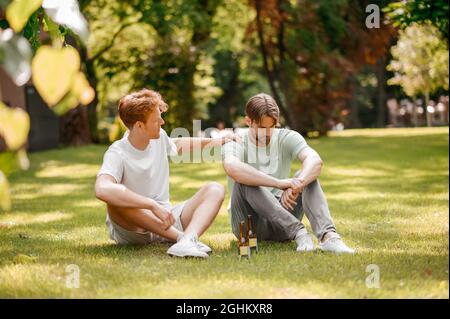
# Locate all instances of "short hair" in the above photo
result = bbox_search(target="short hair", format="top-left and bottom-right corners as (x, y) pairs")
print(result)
(118, 89), (168, 129)
(245, 93), (280, 124)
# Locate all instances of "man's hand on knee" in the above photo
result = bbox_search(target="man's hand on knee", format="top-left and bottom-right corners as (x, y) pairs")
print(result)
(151, 203), (175, 230)
(291, 178), (306, 194)
(281, 188), (299, 211)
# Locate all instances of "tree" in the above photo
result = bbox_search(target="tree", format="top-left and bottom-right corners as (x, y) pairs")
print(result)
(387, 23), (449, 126)
(248, 0), (395, 134)
(0, 0), (94, 211)
(82, 0), (226, 134)
(205, 0), (259, 128)
(384, 0), (449, 41)
(1, 3), (96, 146)
(130, 0), (222, 132)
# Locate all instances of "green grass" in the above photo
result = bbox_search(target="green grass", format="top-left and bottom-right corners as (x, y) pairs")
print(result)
(0, 127), (448, 298)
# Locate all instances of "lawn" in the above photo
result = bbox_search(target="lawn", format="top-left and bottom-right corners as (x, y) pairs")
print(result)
(0, 127), (448, 298)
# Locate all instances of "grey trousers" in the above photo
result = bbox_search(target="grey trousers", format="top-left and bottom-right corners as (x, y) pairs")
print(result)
(230, 180), (338, 242)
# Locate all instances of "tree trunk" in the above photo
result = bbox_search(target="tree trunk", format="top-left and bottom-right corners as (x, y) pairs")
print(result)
(376, 56), (387, 128)
(411, 95), (418, 127)
(60, 105), (91, 146)
(254, 0), (292, 128)
(80, 44), (99, 144)
(209, 59), (239, 127)
(425, 91), (432, 127)
(61, 36), (96, 145)
(349, 75), (361, 128)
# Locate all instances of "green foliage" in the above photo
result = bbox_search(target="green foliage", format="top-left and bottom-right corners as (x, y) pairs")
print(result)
(249, 0), (395, 134)
(0, 1), (94, 211)
(84, 0), (421, 135)
(85, 0), (264, 132)
(41, 14), (64, 47)
(384, 0), (449, 40)
(22, 10), (41, 51)
(387, 24), (449, 98)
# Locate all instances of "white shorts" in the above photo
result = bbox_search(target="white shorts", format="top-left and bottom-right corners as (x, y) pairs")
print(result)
(106, 201), (186, 244)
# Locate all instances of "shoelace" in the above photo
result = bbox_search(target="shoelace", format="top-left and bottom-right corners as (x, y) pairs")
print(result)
(328, 237), (347, 247)
(191, 236), (207, 250)
(188, 234), (198, 244)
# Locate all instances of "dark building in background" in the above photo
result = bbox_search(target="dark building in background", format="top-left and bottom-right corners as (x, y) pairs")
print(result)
(0, 67), (60, 152)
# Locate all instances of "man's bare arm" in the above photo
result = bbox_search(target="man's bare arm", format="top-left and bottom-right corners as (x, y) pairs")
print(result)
(280, 146), (323, 209)
(94, 174), (174, 228)
(293, 146), (323, 190)
(172, 137), (217, 154)
(172, 132), (240, 154)
(223, 155), (293, 190)
(95, 174), (156, 209)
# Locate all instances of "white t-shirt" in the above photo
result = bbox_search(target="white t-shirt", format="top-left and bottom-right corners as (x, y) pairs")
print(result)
(97, 128), (178, 210)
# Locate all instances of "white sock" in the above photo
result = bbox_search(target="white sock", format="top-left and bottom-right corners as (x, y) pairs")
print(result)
(184, 231), (198, 241)
(177, 231), (198, 242)
(176, 232), (185, 242)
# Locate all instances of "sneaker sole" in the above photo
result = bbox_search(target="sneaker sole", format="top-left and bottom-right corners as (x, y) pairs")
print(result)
(318, 247), (355, 254)
(167, 249), (208, 258)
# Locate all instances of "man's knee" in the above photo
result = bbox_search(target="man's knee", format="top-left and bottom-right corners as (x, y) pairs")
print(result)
(204, 182), (225, 201)
(203, 182), (225, 203)
(304, 179), (319, 190)
(233, 182), (259, 196)
(302, 179), (322, 198)
(234, 182), (251, 190)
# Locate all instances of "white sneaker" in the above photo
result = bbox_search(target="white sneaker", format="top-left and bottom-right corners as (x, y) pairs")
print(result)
(167, 234), (208, 258)
(295, 232), (314, 252)
(196, 240), (212, 254)
(319, 237), (355, 254)
(187, 232), (212, 253)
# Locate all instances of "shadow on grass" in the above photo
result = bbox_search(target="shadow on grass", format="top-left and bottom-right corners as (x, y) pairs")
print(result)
(1, 130), (447, 297)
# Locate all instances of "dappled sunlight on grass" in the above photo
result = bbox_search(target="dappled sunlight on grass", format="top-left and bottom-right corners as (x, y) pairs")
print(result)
(36, 163), (100, 179)
(169, 179), (207, 190)
(0, 211), (73, 227)
(0, 264), (71, 298)
(325, 167), (388, 177)
(328, 127), (449, 137)
(0, 128), (448, 298)
(72, 199), (104, 209)
(201, 233), (236, 251)
(42, 225), (107, 243)
(13, 183), (87, 200)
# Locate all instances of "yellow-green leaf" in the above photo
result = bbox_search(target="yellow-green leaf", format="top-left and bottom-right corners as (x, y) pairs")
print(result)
(32, 46), (80, 106)
(0, 170), (11, 211)
(0, 102), (30, 150)
(17, 149), (30, 170)
(6, 0), (43, 32)
(52, 90), (79, 116)
(72, 72), (95, 105)
(51, 72), (95, 115)
(42, 14), (64, 48)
